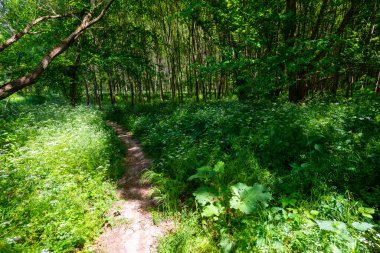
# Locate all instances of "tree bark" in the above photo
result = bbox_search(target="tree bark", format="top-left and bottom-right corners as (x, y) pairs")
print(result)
(336, 0), (358, 36)
(0, 0), (115, 100)
(375, 71), (380, 94)
(284, 0), (297, 47)
(107, 71), (116, 105)
(69, 44), (81, 106)
(84, 79), (90, 106)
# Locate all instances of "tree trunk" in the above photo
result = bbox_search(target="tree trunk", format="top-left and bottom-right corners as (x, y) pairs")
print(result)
(375, 71), (380, 94)
(92, 69), (99, 108)
(127, 74), (134, 107)
(311, 0), (328, 40)
(0, 0), (115, 100)
(107, 71), (116, 105)
(69, 43), (81, 106)
(84, 79), (90, 106)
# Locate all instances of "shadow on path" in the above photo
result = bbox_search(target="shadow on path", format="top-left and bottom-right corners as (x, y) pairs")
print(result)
(92, 121), (174, 253)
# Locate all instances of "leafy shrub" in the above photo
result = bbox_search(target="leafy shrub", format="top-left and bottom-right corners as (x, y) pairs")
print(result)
(0, 100), (124, 252)
(106, 98), (380, 252)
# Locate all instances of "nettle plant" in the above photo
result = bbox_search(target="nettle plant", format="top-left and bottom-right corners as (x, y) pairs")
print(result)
(189, 161), (272, 250)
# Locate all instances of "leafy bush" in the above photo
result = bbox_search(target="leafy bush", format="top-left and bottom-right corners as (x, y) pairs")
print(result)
(0, 99), (124, 252)
(107, 99), (380, 252)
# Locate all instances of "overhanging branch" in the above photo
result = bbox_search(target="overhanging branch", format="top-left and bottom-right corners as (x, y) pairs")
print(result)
(0, 0), (115, 100)
(0, 13), (75, 53)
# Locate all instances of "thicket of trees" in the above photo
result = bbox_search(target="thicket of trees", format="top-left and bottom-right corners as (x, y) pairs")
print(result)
(1, 1), (380, 251)
(0, 0), (379, 104)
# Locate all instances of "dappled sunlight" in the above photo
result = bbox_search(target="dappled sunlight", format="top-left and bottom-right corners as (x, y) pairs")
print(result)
(0, 101), (124, 251)
(107, 99), (380, 252)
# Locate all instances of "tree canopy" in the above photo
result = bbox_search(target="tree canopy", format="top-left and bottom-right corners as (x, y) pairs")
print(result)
(1, 1), (379, 251)
(1, 0), (379, 103)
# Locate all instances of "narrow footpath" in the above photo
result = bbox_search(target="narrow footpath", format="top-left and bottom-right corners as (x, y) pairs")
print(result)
(92, 121), (173, 253)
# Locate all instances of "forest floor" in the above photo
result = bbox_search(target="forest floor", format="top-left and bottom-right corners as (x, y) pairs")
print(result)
(92, 121), (174, 253)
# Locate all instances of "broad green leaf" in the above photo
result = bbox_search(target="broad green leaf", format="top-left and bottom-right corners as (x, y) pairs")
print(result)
(230, 182), (250, 196)
(193, 187), (219, 206)
(230, 183), (271, 214)
(315, 220), (334, 231)
(315, 220), (347, 232)
(358, 207), (375, 219)
(188, 166), (215, 181)
(330, 244), (342, 253)
(213, 161), (225, 174)
(310, 210), (319, 216)
(273, 241), (284, 250)
(314, 144), (322, 152)
(220, 235), (234, 253)
(352, 222), (375, 231)
(281, 197), (296, 208)
(202, 203), (223, 217)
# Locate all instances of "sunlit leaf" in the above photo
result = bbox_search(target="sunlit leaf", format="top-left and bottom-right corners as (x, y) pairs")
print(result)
(202, 203), (224, 217)
(193, 187), (219, 206)
(315, 220), (347, 232)
(230, 183), (271, 214)
(188, 166), (214, 181)
(351, 222), (375, 231)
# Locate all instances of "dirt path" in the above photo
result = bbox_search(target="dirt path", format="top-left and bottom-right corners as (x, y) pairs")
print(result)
(91, 121), (173, 253)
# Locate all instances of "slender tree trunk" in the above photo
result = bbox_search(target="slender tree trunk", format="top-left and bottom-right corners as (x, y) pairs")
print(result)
(311, 0), (328, 40)
(92, 68), (99, 108)
(217, 71), (223, 99)
(336, 0), (358, 36)
(127, 74), (134, 107)
(107, 71), (116, 105)
(375, 71), (380, 94)
(84, 79), (90, 106)
(69, 43), (81, 106)
(138, 79), (143, 103)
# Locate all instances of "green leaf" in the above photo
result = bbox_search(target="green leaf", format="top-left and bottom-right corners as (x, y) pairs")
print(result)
(202, 203), (224, 217)
(281, 197), (296, 208)
(358, 207), (375, 218)
(310, 210), (319, 216)
(351, 222), (375, 231)
(314, 144), (322, 152)
(188, 166), (215, 181)
(315, 220), (347, 232)
(220, 235), (234, 253)
(230, 183), (271, 214)
(273, 241), (284, 250)
(193, 187), (219, 206)
(330, 244), (342, 253)
(213, 161), (225, 174)
(315, 220), (334, 231)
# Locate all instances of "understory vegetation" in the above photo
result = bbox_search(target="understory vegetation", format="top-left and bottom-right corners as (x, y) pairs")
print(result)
(107, 98), (380, 252)
(1, 0), (380, 251)
(0, 96), (124, 252)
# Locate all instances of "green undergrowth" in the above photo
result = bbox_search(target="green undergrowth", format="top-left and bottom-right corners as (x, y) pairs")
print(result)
(0, 96), (124, 252)
(107, 98), (380, 252)
(158, 212), (219, 253)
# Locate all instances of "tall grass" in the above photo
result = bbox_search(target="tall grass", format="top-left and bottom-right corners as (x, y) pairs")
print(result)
(107, 98), (380, 252)
(0, 97), (124, 252)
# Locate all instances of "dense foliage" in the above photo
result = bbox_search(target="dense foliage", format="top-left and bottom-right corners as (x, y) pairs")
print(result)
(1, 0), (379, 251)
(1, 0), (379, 103)
(107, 99), (380, 252)
(0, 97), (124, 252)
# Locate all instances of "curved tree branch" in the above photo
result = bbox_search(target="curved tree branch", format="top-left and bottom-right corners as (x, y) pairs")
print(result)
(0, 13), (75, 53)
(0, 0), (115, 100)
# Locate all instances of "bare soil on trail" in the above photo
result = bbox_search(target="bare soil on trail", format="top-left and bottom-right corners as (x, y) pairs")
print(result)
(91, 121), (174, 253)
